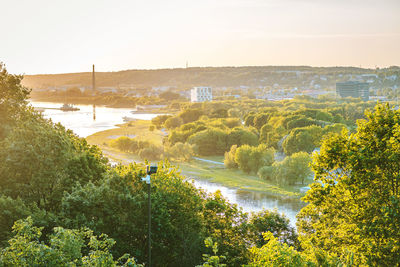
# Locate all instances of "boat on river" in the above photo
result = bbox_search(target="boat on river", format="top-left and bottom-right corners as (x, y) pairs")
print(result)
(123, 116), (136, 122)
(60, 103), (80, 111)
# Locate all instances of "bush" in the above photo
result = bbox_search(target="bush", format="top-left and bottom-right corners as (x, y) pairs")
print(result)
(165, 142), (195, 162)
(110, 136), (133, 152)
(138, 144), (164, 160)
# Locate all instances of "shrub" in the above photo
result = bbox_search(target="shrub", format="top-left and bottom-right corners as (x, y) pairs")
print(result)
(165, 142), (195, 162)
(138, 144), (164, 160)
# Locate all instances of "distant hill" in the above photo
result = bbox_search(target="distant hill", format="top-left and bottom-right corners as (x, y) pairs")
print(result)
(22, 66), (397, 90)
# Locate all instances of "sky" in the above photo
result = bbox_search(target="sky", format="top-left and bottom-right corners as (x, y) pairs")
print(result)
(1, 0), (399, 74)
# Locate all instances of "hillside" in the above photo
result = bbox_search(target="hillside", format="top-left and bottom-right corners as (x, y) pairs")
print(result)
(22, 65), (391, 90)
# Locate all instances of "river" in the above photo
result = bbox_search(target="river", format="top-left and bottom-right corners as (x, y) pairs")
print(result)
(30, 101), (305, 226)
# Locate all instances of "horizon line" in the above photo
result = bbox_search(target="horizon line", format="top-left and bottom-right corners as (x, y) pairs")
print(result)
(21, 64), (400, 76)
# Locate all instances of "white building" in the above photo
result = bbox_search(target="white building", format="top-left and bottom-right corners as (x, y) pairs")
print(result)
(191, 87), (212, 102)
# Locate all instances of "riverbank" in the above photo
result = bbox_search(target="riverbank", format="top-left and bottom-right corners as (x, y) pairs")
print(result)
(86, 120), (304, 198)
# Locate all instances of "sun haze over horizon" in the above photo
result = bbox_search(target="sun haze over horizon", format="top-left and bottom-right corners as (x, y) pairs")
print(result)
(1, 0), (399, 75)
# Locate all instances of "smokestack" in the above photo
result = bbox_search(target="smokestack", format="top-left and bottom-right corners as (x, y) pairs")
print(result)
(92, 64), (95, 94)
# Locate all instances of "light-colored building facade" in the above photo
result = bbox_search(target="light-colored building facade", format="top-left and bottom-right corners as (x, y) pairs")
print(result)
(191, 87), (212, 102)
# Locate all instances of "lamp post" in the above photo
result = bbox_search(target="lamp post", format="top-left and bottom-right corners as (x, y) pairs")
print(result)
(142, 165), (157, 267)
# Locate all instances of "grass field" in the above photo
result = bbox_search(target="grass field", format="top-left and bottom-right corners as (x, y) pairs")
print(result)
(86, 120), (164, 146)
(86, 120), (303, 197)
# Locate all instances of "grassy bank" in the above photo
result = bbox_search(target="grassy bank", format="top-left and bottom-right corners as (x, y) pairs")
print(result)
(86, 120), (164, 146)
(86, 120), (303, 197)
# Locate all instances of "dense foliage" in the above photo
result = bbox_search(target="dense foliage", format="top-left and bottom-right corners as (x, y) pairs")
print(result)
(297, 104), (400, 265)
(0, 217), (139, 266)
(2, 63), (399, 266)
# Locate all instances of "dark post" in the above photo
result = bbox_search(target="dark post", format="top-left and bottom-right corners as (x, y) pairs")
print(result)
(143, 165), (157, 267)
(148, 182), (151, 267)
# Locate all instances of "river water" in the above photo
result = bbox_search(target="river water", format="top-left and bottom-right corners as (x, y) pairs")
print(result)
(30, 101), (305, 226)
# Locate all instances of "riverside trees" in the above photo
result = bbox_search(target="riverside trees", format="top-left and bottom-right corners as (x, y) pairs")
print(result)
(148, 96), (375, 186)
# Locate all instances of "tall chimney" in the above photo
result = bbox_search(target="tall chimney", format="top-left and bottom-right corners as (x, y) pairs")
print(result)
(92, 64), (95, 94)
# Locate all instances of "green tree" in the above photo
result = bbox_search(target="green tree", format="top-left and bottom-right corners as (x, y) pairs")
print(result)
(227, 108), (241, 118)
(259, 124), (273, 142)
(196, 237), (226, 267)
(235, 145), (275, 174)
(257, 166), (275, 182)
(227, 127), (259, 148)
(203, 191), (249, 267)
(188, 128), (228, 156)
(0, 217), (139, 266)
(247, 232), (311, 267)
(224, 145), (238, 169)
(0, 62), (30, 130)
(248, 210), (298, 248)
(272, 152), (312, 185)
(164, 116), (183, 129)
(253, 114), (270, 130)
(110, 136), (134, 152)
(297, 104), (400, 265)
(165, 142), (195, 162)
(61, 163), (206, 266)
(282, 130), (315, 156)
(0, 118), (107, 211)
(138, 144), (163, 160)
(151, 115), (172, 129)
(179, 109), (204, 123)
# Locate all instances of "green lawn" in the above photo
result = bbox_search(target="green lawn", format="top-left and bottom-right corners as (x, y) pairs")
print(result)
(178, 160), (301, 197)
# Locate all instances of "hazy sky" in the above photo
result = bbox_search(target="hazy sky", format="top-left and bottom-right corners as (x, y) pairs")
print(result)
(1, 0), (399, 74)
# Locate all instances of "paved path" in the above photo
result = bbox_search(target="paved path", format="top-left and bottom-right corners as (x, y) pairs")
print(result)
(193, 157), (225, 165)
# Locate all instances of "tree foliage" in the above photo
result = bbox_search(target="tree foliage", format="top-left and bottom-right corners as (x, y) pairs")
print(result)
(164, 142), (195, 162)
(235, 145), (275, 174)
(0, 217), (139, 266)
(282, 130), (315, 156)
(259, 152), (312, 185)
(297, 104), (400, 266)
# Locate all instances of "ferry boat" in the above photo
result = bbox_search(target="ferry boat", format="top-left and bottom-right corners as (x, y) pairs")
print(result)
(60, 103), (80, 111)
(123, 116), (136, 122)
